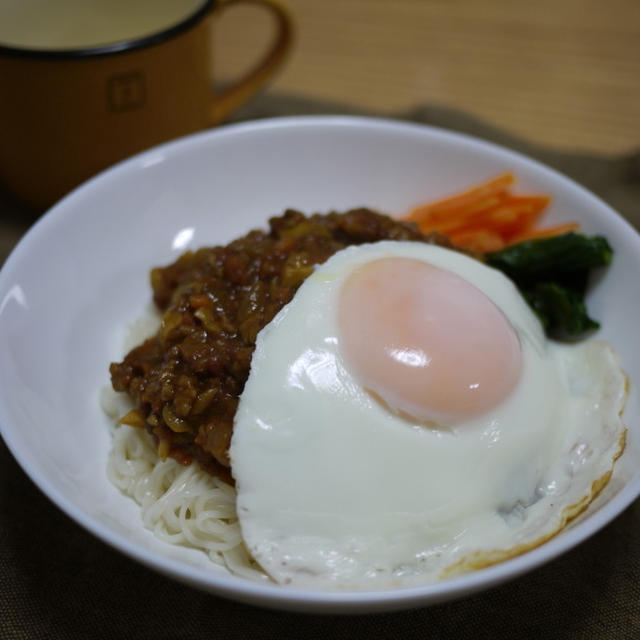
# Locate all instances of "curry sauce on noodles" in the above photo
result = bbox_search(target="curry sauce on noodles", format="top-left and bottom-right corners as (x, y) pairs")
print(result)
(106, 208), (451, 579)
(109, 209), (450, 481)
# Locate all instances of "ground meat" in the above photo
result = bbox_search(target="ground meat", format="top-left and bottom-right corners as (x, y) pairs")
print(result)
(109, 208), (453, 481)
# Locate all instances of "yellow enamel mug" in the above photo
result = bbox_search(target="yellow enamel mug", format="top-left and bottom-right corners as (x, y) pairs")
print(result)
(0, 0), (293, 210)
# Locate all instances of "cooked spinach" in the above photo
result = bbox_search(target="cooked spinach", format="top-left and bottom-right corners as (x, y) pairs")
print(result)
(485, 233), (613, 339)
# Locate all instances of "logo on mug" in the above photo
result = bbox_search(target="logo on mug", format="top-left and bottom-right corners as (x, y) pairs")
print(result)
(107, 72), (146, 113)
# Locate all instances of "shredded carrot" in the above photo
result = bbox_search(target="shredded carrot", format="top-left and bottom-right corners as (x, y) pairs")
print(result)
(403, 173), (576, 251)
(430, 195), (550, 238)
(448, 229), (506, 253)
(508, 222), (580, 244)
(406, 172), (515, 226)
(408, 194), (506, 235)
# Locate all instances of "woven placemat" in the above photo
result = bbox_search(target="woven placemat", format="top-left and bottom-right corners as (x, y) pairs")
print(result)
(1, 95), (639, 639)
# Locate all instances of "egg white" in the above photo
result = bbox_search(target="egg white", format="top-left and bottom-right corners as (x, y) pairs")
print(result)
(230, 241), (626, 590)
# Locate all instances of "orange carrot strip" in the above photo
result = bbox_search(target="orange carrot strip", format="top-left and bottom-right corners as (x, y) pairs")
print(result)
(417, 195), (550, 242)
(507, 222), (580, 245)
(498, 196), (551, 240)
(448, 229), (506, 253)
(405, 172), (515, 225)
(402, 173), (566, 252)
(456, 195), (551, 239)
(412, 193), (507, 234)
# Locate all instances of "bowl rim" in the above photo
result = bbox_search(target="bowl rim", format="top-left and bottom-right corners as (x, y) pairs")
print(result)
(1, 114), (639, 613)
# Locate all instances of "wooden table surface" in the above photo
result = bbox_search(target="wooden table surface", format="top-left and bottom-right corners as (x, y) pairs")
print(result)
(215, 0), (640, 155)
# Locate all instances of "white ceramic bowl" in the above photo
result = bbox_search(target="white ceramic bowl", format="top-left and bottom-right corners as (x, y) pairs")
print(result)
(1, 116), (639, 614)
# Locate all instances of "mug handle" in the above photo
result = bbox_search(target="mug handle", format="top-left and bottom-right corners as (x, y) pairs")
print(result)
(209, 0), (293, 124)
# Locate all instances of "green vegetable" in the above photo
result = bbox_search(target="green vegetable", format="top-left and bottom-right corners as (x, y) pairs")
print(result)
(524, 283), (600, 335)
(485, 233), (613, 339)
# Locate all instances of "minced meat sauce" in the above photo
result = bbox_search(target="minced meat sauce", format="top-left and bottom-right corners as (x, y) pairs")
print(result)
(109, 208), (453, 482)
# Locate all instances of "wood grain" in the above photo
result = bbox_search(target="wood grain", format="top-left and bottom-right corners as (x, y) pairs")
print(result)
(213, 0), (640, 153)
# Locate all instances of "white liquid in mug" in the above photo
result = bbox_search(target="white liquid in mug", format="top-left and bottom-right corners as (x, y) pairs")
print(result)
(0, 0), (208, 51)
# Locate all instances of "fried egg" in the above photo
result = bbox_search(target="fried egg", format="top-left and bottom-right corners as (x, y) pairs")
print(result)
(230, 241), (626, 590)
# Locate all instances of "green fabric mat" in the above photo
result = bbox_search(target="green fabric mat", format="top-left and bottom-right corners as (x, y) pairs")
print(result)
(1, 95), (639, 639)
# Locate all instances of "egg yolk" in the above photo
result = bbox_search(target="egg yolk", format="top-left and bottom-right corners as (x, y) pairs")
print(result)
(337, 257), (522, 425)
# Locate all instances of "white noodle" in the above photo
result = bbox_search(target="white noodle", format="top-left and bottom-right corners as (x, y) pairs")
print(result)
(102, 305), (269, 582)
(106, 419), (268, 581)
